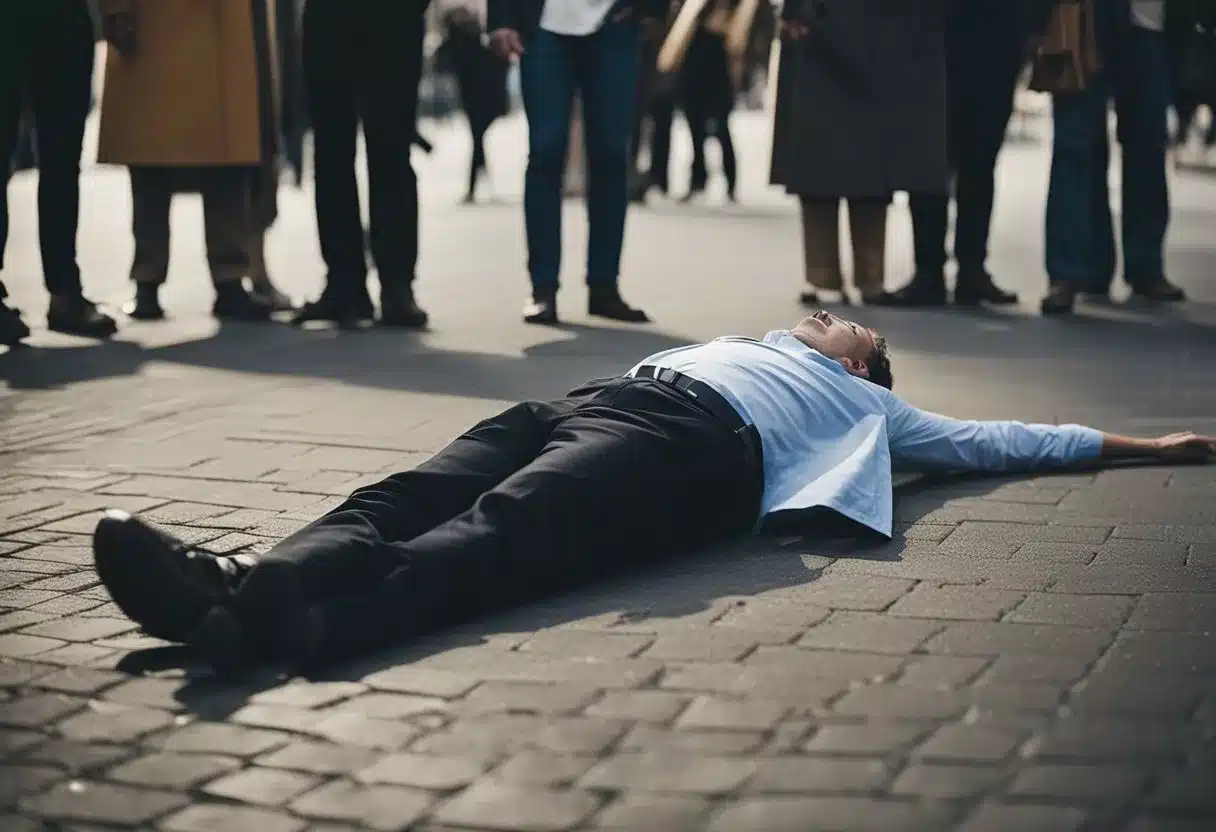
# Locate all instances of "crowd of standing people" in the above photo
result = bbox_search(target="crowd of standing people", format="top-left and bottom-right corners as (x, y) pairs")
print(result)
(2, 0), (1215, 350)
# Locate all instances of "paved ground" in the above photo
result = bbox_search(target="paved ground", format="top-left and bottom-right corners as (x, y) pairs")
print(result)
(2, 108), (1216, 831)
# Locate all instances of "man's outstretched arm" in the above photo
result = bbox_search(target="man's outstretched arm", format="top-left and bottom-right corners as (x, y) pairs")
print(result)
(883, 394), (1214, 471)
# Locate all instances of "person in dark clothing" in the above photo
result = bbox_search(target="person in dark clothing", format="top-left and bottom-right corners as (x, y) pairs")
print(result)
(292, 0), (431, 330)
(679, 4), (738, 202)
(488, 0), (669, 326)
(884, 0), (1028, 307)
(1, 0), (118, 346)
(436, 7), (511, 204)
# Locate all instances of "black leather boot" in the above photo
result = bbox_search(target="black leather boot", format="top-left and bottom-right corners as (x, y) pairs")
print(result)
(589, 285), (650, 323)
(47, 293), (118, 338)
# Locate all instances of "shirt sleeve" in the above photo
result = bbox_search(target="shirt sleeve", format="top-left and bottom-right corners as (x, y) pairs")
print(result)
(883, 393), (1105, 472)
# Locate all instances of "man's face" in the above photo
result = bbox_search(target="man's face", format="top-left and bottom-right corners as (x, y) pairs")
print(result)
(792, 311), (881, 380)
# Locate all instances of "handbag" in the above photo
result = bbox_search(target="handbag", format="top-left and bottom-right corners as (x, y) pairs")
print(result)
(1028, 0), (1102, 95)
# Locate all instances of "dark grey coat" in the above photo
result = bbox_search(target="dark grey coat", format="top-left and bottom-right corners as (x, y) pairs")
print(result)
(770, 0), (951, 199)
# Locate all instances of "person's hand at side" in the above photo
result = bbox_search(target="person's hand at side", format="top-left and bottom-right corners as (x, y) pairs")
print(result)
(488, 28), (525, 60)
(1101, 431), (1216, 462)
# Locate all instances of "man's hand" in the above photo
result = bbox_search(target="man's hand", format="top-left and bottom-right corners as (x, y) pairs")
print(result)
(1152, 432), (1216, 462)
(488, 28), (525, 59)
(102, 12), (138, 58)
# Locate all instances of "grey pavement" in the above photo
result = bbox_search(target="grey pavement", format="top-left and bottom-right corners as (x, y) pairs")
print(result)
(2, 108), (1216, 831)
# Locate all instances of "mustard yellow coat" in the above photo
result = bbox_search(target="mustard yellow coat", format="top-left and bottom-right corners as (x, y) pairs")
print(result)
(97, 0), (274, 166)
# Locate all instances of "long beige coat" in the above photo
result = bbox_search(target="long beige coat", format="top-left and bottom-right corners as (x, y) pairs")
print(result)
(97, 0), (272, 166)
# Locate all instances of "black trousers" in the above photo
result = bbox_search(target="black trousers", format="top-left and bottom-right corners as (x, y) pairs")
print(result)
(909, 1), (1027, 283)
(0, 0), (94, 297)
(244, 378), (763, 662)
(302, 0), (425, 297)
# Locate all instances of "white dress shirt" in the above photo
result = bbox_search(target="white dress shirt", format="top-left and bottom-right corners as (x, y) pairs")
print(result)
(540, 0), (618, 36)
(634, 331), (1104, 537)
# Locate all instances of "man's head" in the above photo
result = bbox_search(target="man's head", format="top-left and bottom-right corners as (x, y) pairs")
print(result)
(792, 311), (893, 390)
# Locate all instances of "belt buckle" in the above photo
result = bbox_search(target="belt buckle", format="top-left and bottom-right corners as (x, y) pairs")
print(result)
(657, 368), (678, 384)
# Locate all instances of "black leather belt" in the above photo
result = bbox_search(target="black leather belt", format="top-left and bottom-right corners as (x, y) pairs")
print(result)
(633, 365), (763, 477)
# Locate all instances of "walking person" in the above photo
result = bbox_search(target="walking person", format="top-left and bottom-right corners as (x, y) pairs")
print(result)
(884, 0), (1027, 308)
(488, 0), (667, 325)
(1038, 0), (1186, 314)
(436, 4), (511, 204)
(773, 0), (951, 307)
(93, 308), (1215, 670)
(679, 2), (738, 202)
(1, 0), (118, 346)
(292, 0), (431, 329)
(97, 0), (286, 322)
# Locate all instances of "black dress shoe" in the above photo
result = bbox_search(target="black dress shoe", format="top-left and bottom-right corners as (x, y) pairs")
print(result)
(249, 277), (296, 312)
(1041, 282), (1076, 315)
(379, 284), (429, 328)
(589, 286), (650, 323)
(523, 290), (558, 325)
(47, 294), (118, 338)
(292, 289), (375, 328)
(126, 283), (165, 321)
(0, 300), (30, 346)
(92, 510), (234, 643)
(1129, 277), (1186, 302)
(213, 283), (275, 321)
(954, 271), (1018, 306)
(880, 276), (948, 307)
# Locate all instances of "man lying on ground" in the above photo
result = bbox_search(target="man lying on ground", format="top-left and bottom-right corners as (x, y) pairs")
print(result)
(93, 312), (1215, 670)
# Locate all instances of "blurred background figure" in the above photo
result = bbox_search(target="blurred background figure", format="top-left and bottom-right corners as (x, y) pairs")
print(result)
(1038, 0), (1184, 315)
(276, 0), (309, 187)
(293, 0), (431, 329)
(679, 0), (739, 202)
(97, 0), (287, 322)
(884, 0), (1030, 308)
(2, 0), (117, 345)
(1168, 0), (1216, 166)
(630, 2), (679, 204)
(771, 0), (951, 307)
(434, 1), (511, 203)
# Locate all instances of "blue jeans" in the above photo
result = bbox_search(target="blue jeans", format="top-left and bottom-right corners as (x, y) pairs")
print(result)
(1045, 9), (1170, 293)
(519, 19), (640, 292)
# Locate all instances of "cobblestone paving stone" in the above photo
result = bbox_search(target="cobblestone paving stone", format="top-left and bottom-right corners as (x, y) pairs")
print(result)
(3, 112), (1216, 829)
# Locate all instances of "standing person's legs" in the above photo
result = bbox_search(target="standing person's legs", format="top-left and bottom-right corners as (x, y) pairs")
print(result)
(199, 166), (277, 323)
(648, 93), (675, 192)
(518, 29), (576, 318)
(1043, 76), (1115, 312)
(684, 105), (710, 196)
(247, 380), (761, 665)
(579, 17), (649, 321)
(847, 198), (888, 301)
(717, 115), (737, 200)
(798, 198), (844, 301)
(466, 117), (488, 202)
(1113, 24), (1179, 298)
(127, 166), (174, 319)
(906, 194), (949, 293)
(297, 0), (368, 321)
(25, 0), (93, 302)
(356, 1), (427, 326)
(0, 0), (23, 301)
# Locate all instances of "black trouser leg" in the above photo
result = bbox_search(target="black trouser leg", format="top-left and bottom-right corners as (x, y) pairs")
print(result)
(0, 0), (93, 296)
(909, 194), (949, 283)
(303, 0), (365, 297)
(467, 117), (487, 199)
(716, 116), (737, 195)
(252, 396), (582, 603)
(128, 167), (173, 286)
(258, 380), (761, 663)
(356, 2), (424, 289)
(686, 109), (709, 189)
(648, 94), (674, 190)
(947, 0), (1025, 284)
